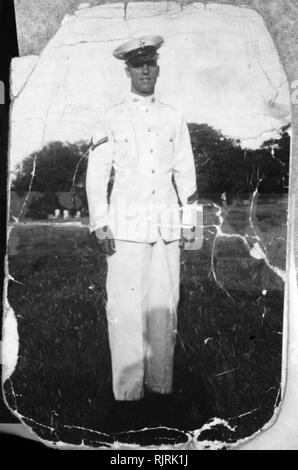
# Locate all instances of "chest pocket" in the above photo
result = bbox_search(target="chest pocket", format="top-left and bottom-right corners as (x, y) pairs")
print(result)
(152, 124), (175, 166)
(112, 127), (136, 169)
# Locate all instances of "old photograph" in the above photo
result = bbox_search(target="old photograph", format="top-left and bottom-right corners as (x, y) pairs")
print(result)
(3, 0), (292, 449)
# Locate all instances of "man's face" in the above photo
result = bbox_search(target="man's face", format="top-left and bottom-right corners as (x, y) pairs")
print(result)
(125, 61), (160, 96)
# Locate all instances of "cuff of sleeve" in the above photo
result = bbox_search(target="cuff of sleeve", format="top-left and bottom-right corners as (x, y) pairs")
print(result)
(89, 215), (110, 233)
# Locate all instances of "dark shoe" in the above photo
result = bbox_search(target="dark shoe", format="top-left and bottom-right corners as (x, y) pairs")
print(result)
(144, 391), (209, 429)
(142, 392), (179, 427)
(105, 399), (146, 434)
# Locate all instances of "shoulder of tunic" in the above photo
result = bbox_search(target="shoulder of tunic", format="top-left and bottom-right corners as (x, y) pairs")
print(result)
(101, 100), (127, 133)
(157, 99), (185, 121)
(104, 100), (126, 117)
(90, 102), (128, 143)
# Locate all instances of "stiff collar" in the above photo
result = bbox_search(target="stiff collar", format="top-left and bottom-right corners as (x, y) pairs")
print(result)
(125, 92), (157, 108)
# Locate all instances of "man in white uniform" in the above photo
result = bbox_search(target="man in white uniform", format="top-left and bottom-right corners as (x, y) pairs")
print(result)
(86, 36), (197, 414)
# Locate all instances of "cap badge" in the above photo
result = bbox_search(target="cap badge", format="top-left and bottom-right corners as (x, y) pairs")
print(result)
(139, 38), (146, 48)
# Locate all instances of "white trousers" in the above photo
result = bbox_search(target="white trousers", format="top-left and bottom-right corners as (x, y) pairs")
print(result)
(106, 234), (180, 401)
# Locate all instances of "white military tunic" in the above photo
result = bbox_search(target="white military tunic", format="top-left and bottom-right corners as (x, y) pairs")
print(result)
(86, 93), (197, 400)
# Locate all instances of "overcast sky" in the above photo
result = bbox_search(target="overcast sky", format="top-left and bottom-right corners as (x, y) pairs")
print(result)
(10, 2), (291, 167)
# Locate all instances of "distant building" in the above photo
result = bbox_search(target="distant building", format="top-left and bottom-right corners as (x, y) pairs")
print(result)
(9, 190), (87, 221)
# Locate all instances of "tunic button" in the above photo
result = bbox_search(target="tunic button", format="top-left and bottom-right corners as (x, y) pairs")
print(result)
(150, 149), (154, 153)
(152, 190), (155, 195)
(151, 169), (155, 173)
(148, 128), (151, 132)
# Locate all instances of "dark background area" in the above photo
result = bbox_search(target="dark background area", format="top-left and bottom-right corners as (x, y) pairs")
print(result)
(0, 0), (19, 424)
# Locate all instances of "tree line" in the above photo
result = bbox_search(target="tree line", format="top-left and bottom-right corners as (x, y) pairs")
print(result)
(11, 123), (290, 219)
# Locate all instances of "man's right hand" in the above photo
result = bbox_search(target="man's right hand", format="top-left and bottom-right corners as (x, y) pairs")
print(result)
(93, 226), (116, 256)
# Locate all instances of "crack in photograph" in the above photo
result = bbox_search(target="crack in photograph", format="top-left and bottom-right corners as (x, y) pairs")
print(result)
(3, 0), (291, 450)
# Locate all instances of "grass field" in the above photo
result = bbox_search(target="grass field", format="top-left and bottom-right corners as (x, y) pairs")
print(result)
(5, 198), (287, 447)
